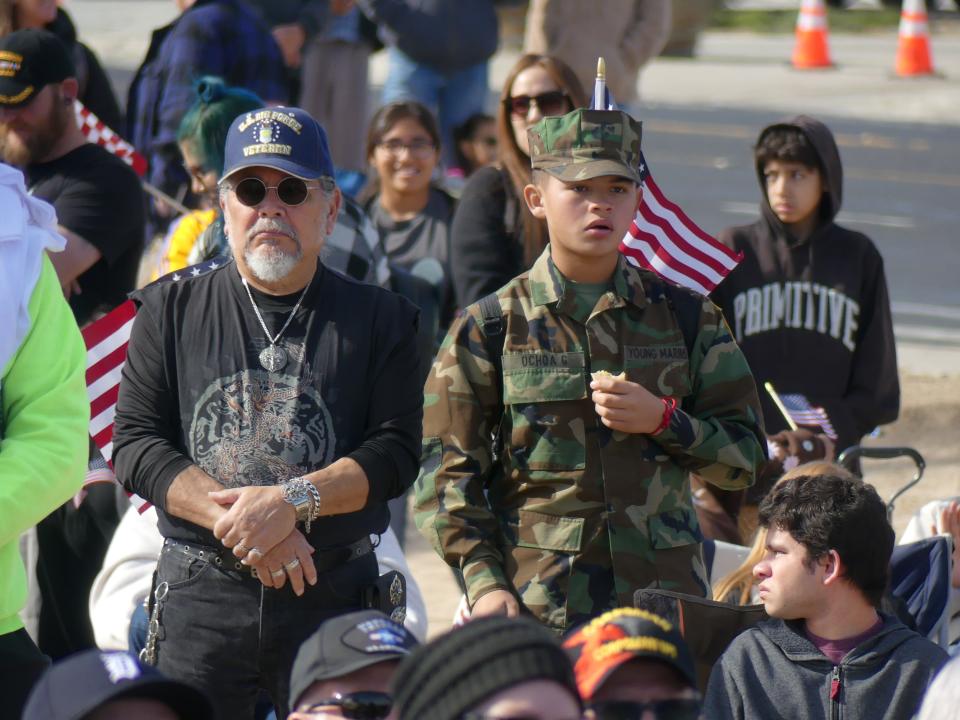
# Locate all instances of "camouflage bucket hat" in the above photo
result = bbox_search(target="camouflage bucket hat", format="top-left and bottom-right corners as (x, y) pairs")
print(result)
(527, 108), (643, 184)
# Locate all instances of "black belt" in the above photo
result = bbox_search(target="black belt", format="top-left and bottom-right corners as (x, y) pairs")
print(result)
(162, 536), (374, 576)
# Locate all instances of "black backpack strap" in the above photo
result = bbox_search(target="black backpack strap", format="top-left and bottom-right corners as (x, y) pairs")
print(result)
(653, 280), (701, 360)
(477, 293), (506, 469)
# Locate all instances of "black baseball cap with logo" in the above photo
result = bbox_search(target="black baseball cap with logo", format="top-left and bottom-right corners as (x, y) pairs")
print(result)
(0, 29), (75, 108)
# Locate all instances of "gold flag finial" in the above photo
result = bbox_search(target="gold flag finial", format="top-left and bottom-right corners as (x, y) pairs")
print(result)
(597, 56), (606, 80)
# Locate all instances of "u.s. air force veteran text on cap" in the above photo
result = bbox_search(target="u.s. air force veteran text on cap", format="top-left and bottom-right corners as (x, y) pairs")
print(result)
(221, 106), (335, 182)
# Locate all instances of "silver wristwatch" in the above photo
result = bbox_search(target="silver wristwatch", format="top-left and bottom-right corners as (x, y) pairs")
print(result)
(280, 477), (321, 532)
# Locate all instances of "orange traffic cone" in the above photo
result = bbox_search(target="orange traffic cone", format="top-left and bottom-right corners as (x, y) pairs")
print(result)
(895, 0), (935, 76)
(792, 0), (833, 69)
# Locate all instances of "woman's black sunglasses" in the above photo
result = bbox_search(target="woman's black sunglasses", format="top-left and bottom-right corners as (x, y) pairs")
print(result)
(504, 90), (570, 118)
(299, 691), (392, 719)
(230, 176), (324, 208)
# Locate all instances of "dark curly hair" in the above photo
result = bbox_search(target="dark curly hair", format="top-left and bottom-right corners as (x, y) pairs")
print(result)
(758, 471), (893, 606)
(754, 125), (821, 174)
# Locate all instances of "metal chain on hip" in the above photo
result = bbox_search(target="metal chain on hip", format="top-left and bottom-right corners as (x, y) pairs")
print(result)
(241, 276), (312, 372)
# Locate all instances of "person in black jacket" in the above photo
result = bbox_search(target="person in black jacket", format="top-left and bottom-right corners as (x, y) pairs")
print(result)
(111, 107), (422, 718)
(449, 53), (586, 309)
(711, 115), (899, 484)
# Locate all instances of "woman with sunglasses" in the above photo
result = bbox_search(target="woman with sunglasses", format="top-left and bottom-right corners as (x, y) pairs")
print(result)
(449, 54), (586, 310)
(362, 100), (457, 328)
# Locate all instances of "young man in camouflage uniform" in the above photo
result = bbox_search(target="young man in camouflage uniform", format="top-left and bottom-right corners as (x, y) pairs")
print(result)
(416, 108), (765, 632)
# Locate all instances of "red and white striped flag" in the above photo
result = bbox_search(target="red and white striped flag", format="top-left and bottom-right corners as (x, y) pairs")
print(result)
(81, 299), (151, 512)
(588, 62), (741, 296)
(74, 102), (148, 178)
(620, 151), (742, 296)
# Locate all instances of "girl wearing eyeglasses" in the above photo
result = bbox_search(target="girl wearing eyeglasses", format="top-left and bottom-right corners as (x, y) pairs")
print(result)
(449, 54), (586, 311)
(362, 101), (457, 328)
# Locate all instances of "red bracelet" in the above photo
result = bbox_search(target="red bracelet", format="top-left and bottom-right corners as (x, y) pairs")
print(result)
(651, 397), (678, 436)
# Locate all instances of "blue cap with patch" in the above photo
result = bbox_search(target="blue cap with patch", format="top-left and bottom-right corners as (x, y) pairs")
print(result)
(289, 610), (418, 707)
(221, 106), (334, 182)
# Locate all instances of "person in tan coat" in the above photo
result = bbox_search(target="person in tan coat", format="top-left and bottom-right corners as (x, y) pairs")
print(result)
(522, 0), (671, 107)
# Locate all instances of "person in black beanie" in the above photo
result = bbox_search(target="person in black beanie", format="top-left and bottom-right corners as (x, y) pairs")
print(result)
(392, 616), (581, 720)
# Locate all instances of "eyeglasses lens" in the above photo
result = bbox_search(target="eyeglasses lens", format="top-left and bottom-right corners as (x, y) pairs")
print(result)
(234, 177), (310, 207)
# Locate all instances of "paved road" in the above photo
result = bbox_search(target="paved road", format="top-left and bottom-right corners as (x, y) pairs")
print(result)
(70, 2), (960, 372)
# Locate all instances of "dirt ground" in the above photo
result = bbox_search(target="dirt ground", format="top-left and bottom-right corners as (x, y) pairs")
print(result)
(403, 371), (960, 638)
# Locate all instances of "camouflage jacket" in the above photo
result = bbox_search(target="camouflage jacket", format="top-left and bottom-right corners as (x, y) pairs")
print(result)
(416, 249), (765, 631)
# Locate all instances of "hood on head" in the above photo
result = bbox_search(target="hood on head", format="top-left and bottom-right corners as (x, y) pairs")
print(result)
(755, 115), (843, 235)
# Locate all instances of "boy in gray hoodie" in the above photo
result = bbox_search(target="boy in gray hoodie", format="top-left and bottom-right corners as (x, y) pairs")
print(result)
(705, 469), (947, 720)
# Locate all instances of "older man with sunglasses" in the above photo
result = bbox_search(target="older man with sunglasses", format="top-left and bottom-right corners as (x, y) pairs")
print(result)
(111, 106), (423, 718)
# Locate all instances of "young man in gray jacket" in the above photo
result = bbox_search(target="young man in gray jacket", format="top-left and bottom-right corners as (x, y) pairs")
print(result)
(705, 469), (947, 720)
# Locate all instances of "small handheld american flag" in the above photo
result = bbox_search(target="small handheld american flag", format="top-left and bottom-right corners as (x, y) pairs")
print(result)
(778, 393), (838, 440)
(590, 57), (742, 296)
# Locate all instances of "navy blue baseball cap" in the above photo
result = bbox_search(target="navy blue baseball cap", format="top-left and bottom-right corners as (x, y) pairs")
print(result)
(23, 650), (214, 720)
(221, 106), (334, 182)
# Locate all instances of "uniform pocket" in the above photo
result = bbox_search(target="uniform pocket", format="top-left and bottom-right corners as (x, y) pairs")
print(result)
(502, 353), (588, 472)
(623, 343), (692, 399)
(512, 509), (584, 553)
(501, 510), (583, 631)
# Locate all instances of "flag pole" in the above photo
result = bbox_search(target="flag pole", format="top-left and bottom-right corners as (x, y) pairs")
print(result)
(764, 381), (799, 431)
(594, 57), (607, 110)
(141, 181), (191, 216)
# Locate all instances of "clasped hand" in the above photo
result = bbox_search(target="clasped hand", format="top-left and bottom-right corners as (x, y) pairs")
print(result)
(590, 374), (665, 434)
(209, 485), (297, 562)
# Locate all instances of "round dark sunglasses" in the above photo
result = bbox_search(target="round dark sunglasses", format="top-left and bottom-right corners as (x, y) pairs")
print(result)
(505, 90), (570, 118)
(231, 176), (322, 207)
(299, 691), (392, 719)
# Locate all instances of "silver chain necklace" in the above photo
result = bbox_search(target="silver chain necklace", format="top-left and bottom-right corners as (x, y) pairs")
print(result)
(241, 276), (312, 372)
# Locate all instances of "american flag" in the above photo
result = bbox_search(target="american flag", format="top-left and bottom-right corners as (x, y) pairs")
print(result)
(589, 65), (741, 296)
(620, 152), (743, 296)
(74, 102), (148, 178)
(779, 393), (838, 440)
(79, 259), (226, 512)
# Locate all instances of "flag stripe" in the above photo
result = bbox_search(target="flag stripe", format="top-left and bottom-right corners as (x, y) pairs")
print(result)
(633, 205), (727, 286)
(87, 366), (124, 407)
(618, 153), (741, 295)
(623, 227), (713, 296)
(81, 300), (136, 349)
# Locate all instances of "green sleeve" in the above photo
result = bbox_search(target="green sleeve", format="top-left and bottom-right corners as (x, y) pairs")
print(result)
(0, 257), (89, 547)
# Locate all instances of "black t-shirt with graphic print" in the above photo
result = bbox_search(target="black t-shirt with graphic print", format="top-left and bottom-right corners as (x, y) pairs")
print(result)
(111, 259), (423, 548)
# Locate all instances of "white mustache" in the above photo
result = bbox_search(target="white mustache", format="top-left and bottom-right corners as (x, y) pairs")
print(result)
(247, 218), (299, 246)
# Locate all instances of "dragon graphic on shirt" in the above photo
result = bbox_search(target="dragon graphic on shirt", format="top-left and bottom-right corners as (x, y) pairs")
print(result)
(189, 367), (336, 487)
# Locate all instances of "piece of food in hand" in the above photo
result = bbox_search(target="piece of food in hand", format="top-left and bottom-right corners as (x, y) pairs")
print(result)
(591, 370), (626, 382)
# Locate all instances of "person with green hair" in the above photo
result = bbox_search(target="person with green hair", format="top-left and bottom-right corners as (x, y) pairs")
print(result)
(155, 77), (262, 276)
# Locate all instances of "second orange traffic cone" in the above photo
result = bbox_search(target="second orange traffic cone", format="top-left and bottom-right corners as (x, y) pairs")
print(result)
(895, 0), (935, 76)
(792, 0), (833, 69)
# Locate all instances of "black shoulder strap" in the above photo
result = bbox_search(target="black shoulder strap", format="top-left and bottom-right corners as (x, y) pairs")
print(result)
(478, 292), (505, 375)
(478, 293), (506, 465)
(655, 280), (702, 360)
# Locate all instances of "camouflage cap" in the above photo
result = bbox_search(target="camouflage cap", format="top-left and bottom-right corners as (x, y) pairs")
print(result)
(527, 108), (643, 184)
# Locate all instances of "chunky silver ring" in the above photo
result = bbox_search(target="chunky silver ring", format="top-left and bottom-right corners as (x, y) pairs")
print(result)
(271, 569), (286, 578)
(235, 542), (249, 556)
(284, 558), (301, 571)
